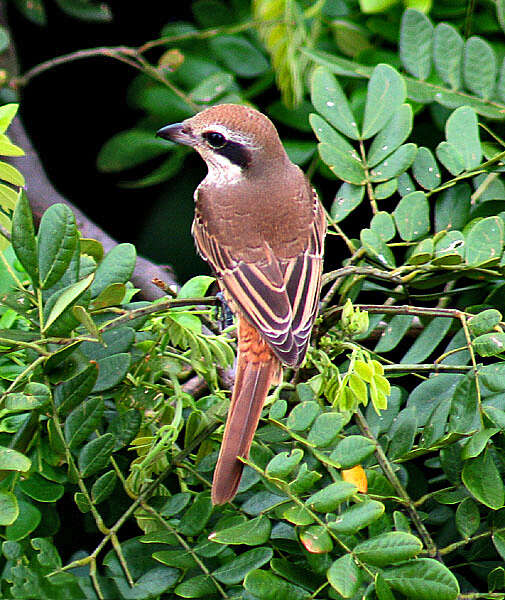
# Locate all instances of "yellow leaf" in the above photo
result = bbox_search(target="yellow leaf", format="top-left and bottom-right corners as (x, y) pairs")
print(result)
(342, 465), (368, 493)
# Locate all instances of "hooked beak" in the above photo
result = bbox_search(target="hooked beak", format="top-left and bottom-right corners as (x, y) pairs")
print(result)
(156, 123), (194, 146)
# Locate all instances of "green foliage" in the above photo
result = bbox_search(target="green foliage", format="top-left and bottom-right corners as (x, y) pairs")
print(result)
(9, 0), (505, 599)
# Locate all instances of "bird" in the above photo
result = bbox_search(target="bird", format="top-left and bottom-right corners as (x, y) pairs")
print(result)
(157, 104), (326, 504)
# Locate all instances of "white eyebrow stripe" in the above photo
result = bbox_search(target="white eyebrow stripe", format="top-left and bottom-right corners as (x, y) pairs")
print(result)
(202, 124), (260, 149)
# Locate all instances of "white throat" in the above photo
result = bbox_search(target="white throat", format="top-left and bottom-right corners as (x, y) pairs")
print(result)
(202, 153), (245, 187)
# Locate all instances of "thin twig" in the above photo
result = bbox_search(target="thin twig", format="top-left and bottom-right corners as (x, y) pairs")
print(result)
(99, 296), (218, 333)
(355, 409), (439, 558)
(141, 502), (230, 599)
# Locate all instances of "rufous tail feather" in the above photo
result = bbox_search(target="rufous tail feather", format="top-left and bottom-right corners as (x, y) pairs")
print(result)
(211, 317), (279, 505)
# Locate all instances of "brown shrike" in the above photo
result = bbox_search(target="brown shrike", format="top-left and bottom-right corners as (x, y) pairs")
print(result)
(157, 104), (326, 504)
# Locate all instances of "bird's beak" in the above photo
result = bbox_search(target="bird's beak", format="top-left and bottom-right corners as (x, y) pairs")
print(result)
(156, 123), (194, 146)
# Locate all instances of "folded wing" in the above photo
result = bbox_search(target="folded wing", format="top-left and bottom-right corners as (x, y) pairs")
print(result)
(193, 190), (326, 367)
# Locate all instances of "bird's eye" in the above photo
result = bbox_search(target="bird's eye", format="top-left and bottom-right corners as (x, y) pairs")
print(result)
(203, 131), (227, 148)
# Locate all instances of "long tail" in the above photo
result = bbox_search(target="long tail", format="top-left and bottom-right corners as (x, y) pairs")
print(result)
(211, 317), (279, 505)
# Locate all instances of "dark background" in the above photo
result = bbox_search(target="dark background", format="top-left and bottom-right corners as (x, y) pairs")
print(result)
(9, 2), (209, 281)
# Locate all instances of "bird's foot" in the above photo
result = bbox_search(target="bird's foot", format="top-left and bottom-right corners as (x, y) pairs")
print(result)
(216, 291), (234, 331)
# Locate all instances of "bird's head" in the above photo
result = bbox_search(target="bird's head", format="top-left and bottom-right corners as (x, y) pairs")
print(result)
(156, 104), (289, 184)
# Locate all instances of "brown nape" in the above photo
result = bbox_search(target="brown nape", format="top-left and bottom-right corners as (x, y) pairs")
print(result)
(211, 317), (279, 505)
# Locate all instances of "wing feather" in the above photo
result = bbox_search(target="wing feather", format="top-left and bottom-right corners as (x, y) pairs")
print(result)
(193, 188), (325, 367)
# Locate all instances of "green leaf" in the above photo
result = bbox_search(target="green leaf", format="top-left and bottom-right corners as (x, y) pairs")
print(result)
(464, 36), (497, 100)
(0, 136), (24, 156)
(376, 573), (396, 600)
(328, 500), (384, 534)
(91, 470), (117, 504)
(93, 353), (131, 392)
(209, 515), (271, 546)
(435, 142), (465, 176)
(375, 315), (414, 352)
(0, 184), (19, 212)
(421, 398), (451, 448)
(473, 332), (505, 357)
(362, 64), (406, 139)
(44, 273), (94, 331)
(461, 428), (500, 460)
(493, 531), (505, 562)
(0, 161), (25, 187)
(5, 500), (41, 541)
(55, 0), (112, 22)
(284, 140), (316, 165)
(445, 107), (481, 170)
(367, 103), (413, 167)
(11, 191), (38, 284)
(455, 497), (480, 539)
(97, 129), (172, 173)
(38, 204), (78, 289)
(244, 569), (310, 600)
(432, 231), (465, 265)
(97, 128), (170, 172)
(354, 531), (422, 566)
(178, 275), (215, 299)
(412, 147), (441, 190)
(433, 23), (463, 89)
(371, 211), (395, 242)
(330, 435), (376, 468)
(108, 408), (141, 450)
(401, 317), (452, 363)
(449, 375), (479, 434)
(400, 9), (433, 80)
(468, 309), (502, 337)
(210, 35), (269, 77)
(78, 433), (115, 478)
(384, 558), (459, 600)
(369, 143), (417, 182)
(90, 243), (136, 298)
(178, 492), (213, 536)
(0, 104), (18, 133)
(465, 216), (504, 266)
(287, 401), (321, 431)
(435, 184), (470, 231)
(81, 327), (134, 361)
(265, 449), (303, 480)
(91, 283), (126, 309)
(299, 525), (333, 553)
(153, 549), (197, 570)
(359, 0), (397, 13)
(5, 382), (50, 411)
(327, 553), (361, 598)
(361, 229), (396, 267)
(311, 67), (360, 139)
(462, 450), (505, 509)
(171, 573), (216, 598)
(0, 491), (18, 526)
(0, 446), (30, 471)
(480, 363), (505, 391)
(393, 191), (430, 241)
(307, 412), (344, 447)
(18, 473), (64, 502)
(213, 547), (273, 584)
(306, 481), (357, 512)
(388, 407), (417, 459)
(317, 142), (365, 185)
(331, 182), (365, 223)
(65, 397), (104, 449)
(282, 503), (315, 526)
(55, 362), (99, 415)
(190, 72), (234, 103)
(375, 179), (398, 199)
(408, 238), (433, 265)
